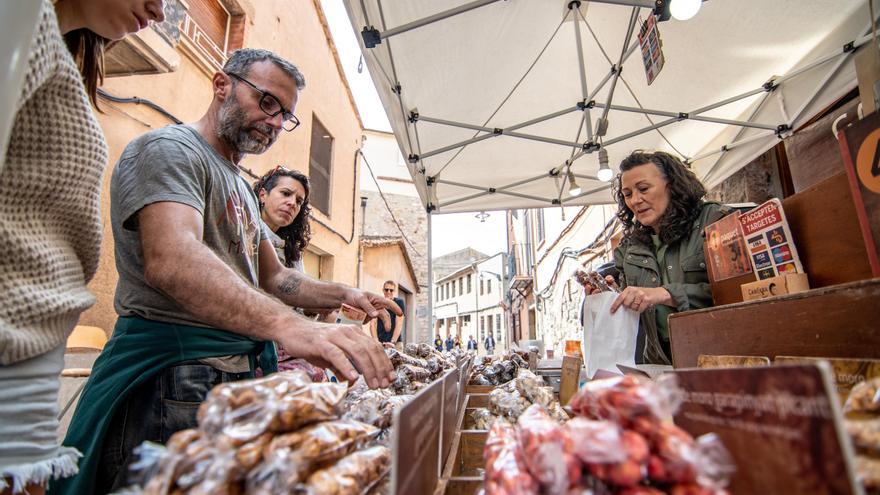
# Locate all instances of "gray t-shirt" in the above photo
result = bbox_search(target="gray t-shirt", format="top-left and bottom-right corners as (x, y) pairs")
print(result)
(111, 124), (266, 333)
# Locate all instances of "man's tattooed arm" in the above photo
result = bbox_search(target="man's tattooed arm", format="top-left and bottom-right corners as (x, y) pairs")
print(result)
(278, 273), (302, 295)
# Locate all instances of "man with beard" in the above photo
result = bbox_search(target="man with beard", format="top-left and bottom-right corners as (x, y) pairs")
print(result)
(59, 48), (400, 495)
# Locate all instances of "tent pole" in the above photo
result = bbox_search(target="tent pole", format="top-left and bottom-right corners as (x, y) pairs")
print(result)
(365, 0), (505, 46)
(602, 117), (679, 147)
(573, 8), (594, 141)
(571, 173), (600, 181)
(690, 131), (777, 163)
(494, 174), (553, 193)
(787, 46), (860, 127)
(689, 115), (779, 131)
(560, 183), (613, 204)
(418, 115), (585, 149)
(690, 86), (769, 115)
(420, 134), (494, 161)
(597, 8), (640, 125)
(435, 179), (550, 205)
(588, 0), (654, 7)
(776, 32), (873, 86)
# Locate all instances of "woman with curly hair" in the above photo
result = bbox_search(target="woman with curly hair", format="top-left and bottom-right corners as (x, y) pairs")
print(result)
(253, 166), (312, 269)
(252, 167), (327, 379)
(594, 151), (729, 365)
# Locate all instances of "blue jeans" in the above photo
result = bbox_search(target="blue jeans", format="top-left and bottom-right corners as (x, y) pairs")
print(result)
(95, 362), (251, 493)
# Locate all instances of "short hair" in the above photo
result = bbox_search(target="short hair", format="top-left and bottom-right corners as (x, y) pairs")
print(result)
(384, 280), (396, 287)
(223, 48), (306, 90)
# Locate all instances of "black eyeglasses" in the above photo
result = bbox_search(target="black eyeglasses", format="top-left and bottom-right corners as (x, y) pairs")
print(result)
(383, 288), (394, 293)
(226, 72), (300, 132)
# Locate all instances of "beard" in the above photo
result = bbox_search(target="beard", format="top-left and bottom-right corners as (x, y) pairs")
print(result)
(217, 93), (277, 155)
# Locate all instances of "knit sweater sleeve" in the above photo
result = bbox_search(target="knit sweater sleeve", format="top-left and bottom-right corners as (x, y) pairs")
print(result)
(15, 1), (59, 124)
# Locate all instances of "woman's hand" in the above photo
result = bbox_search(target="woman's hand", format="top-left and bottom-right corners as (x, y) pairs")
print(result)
(610, 286), (673, 314)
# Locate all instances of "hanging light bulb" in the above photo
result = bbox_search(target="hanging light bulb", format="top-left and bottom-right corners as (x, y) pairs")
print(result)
(597, 148), (614, 182)
(567, 170), (582, 197)
(670, 0), (702, 21)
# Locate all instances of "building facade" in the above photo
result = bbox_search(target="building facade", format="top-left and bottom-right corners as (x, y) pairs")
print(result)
(432, 252), (509, 354)
(78, 0), (365, 334)
(359, 129), (430, 342)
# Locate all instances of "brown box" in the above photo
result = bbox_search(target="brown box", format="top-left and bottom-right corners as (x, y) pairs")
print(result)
(740, 273), (809, 301)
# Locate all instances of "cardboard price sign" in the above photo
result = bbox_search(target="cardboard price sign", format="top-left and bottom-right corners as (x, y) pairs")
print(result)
(672, 363), (859, 495)
(391, 378), (442, 495)
(775, 356), (880, 405)
(441, 368), (461, 467)
(839, 111), (880, 276)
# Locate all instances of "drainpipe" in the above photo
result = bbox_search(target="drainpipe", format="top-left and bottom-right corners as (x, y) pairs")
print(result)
(357, 195), (367, 288)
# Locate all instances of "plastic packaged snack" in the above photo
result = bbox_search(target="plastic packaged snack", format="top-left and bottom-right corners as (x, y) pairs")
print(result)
(568, 374), (682, 425)
(565, 418), (627, 465)
(269, 382), (349, 433)
(385, 347), (428, 369)
(648, 432), (735, 489)
(517, 405), (580, 494)
(515, 369), (554, 407)
(247, 420), (378, 493)
(397, 363), (432, 383)
(300, 445), (391, 495)
(471, 408), (499, 430)
(483, 420), (539, 495)
(845, 378), (880, 415)
(846, 418), (880, 456)
(197, 371), (313, 444)
(489, 388), (529, 421)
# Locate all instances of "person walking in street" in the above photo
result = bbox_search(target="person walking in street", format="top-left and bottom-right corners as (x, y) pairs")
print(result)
(484, 332), (496, 355)
(370, 281), (405, 345)
(467, 335), (478, 352)
(434, 333), (444, 351)
(445, 334), (454, 351)
(454, 336), (462, 349)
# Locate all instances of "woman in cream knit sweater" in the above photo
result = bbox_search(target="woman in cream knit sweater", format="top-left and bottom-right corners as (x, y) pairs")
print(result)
(0, 1), (164, 493)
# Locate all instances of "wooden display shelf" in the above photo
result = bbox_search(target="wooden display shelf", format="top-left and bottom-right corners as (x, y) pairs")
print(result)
(670, 278), (880, 368)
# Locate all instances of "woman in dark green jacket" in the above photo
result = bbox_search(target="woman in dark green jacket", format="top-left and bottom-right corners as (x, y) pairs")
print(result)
(597, 151), (727, 365)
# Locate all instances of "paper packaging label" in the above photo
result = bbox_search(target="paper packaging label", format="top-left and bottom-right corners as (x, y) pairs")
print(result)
(775, 356), (880, 405)
(705, 211), (753, 282)
(672, 363), (859, 495)
(336, 303), (367, 325)
(740, 273), (810, 301)
(739, 199), (804, 280)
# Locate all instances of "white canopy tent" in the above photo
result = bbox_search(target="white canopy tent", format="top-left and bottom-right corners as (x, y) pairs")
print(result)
(342, 0), (873, 214)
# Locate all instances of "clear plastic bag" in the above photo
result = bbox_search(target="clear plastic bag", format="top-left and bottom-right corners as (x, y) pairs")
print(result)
(514, 369), (554, 407)
(647, 432), (735, 489)
(397, 363), (432, 383)
(844, 377), (880, 415)
(471, 408), (499, 430)
(516, 405), (580, 494)
(197, 371), (313, 444)
(568, 374), (683, 425)
(384, 347), (428, 369)
(247, 420), (379, 493)
(483, 420), (539, 495)
(565, 418), (627, 464)
(489, 388), (529, 421)
(299, 445), (391, 495)
(269, 382), (349, 433)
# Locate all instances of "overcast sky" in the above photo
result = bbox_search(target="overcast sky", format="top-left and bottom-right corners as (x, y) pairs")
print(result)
(321, 1), (508, 260)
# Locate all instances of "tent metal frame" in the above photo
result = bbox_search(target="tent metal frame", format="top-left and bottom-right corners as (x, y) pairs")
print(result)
(357, 0), (875, 212)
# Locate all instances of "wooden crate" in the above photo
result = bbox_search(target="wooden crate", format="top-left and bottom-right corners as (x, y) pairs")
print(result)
(670, 279), (880, 368)
(466, 393), (490, 409)
(465, 384), (495, 394)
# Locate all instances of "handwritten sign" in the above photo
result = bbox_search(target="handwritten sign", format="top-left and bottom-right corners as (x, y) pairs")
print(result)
(391, 378), (442, 495)
(559, 355), (582, 406)
(441, 368), (461, 467)
(672, 363), (859, 495)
